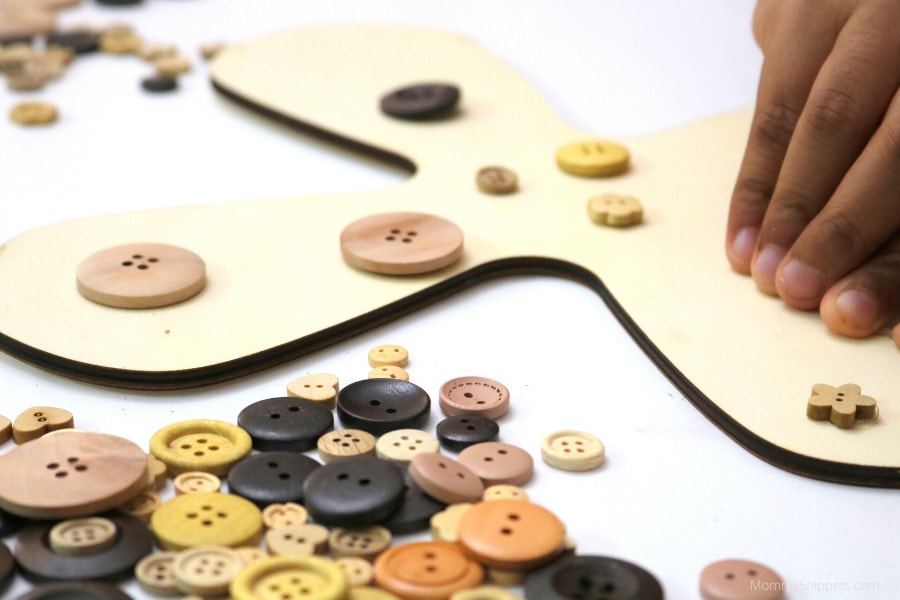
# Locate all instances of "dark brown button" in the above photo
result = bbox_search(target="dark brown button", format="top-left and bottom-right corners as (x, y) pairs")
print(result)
(380, 83), (460, 120)
(0, 540), (13, 588)
(436, 415), (500, 452)
(525, 555), (664, 600)
(17, 581), (134, 599)
(337, 379), (431, 436)
(302, 456), (406, 527)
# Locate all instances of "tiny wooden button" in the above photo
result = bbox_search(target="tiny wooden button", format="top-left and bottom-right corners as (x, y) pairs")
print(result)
(149, 419), (252, 476)
(587, 193), (644, 227)
(483, 484), (528, 502)
(806, 383), (877, 428)
(265, 523), (330, 556)
(556, 139), (630, 177)
(151, 492), (262, 550)
(430, 503), (472, 543)
(369, 365), (410, 381)
(12, 406), (74, 444)
(99, 29), (141, 54)
(340, 212), (464, 275)
(153, 54), (191, 76)
(376, 429), (440, 465)
(49, 516), (118, 556)
(337, 556), (375, 586)
(439, 376), (510, 419)
(373, 541), (484, 599)
(287, 372), (340, 408)
(317, 429), (377, 463)
(0, 415), (11, 445)
(699, 559), (785, 600)
(174, 546), (246, 597)
(117, 490), (160, 522)
(229, 555), (349, 600)
(135, 551), (180, 596)
(541, 430), (605, 471)
(457, 442), (534, 487)
(174, 471), (222, 495)
(408, 453), (485, 505)
(329, 525), (392, 561)
(457, 500), (566, 571)
(8, 100), (58, 125)
(76, 242), (206, 309)
(476, 166), (519, 195)
(368, 344), (409, 368)
(262, 502), (309, 529)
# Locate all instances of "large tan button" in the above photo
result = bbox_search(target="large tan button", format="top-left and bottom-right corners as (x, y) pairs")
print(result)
(457, 442), (533, 487)
(0, 431), (148, 519)
(12, 406), (74, 443)
(439, 377), (510, 419)
(149, 419), (252, 476)
(457, 500), (566, 570)
(287, 373), (340, 409)
(317, 429), (376, 463)
(49, 516), (118, 556)
(76, 242), (206, 309)
(555, 140), (630, 177)
(541, 430), (605, 471)
(329, 525), (392, 561)
(700, 559), (785, 600)
(407, 453), (485, 504)
(266, 523), (330, 556)
(173, 546), (246, 596)
(376, 429), (440, 465)
(151, 492), (263, 550)
(229, 555), (349, 600)
(373, 541), (484, 600)
(340, 212), (464, 275)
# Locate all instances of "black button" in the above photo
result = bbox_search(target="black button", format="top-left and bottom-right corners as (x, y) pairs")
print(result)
(0, 506), (26, 537)
(379, 477), (447, 535)
(45, 30), (102, 54)
(303, 456), (405, 527)
(227, 451), (322, 506)
(238, 396), (334, 452)
(141, 74), (179, 93)
(0, 541), (13, 588)
(14, 513), (153, 581)
(436, 415), (500, 452)
(337, 379), (430, 436)
(379, 83), (461, 120)
(525, 555), (664, 600)
(17, 582), (133, 600)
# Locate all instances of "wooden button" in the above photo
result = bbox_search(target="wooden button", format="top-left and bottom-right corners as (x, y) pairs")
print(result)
(0, 540), (12, 588)
(46, 29), (101, 54)
(430, 503), (472, 543)
(262, 502), (309, 529)
(174, 546), (246, 596)
(476, 166), (519, 195)
(436, 415), (500, 452)
(457, 442), (534, 487)
(379, 478), (447, 536)
(0, 431), (148, 519)
(407, 453), (485, 505)
(340, 212), (464, 275)
(807, 383), (878, 428)
(541, 430), (605, 472)
(0, 415), (11, 445)
(135, 551), (180, 596)
(373, 541), (484, 599)
(451, 586), (523, 600)
(151, 492), (263, 550)
(238, 396), (334, 453)
(149, 419), (252, 476)
(369, 365), (410, 381)
(49, 516), (118, 556)
(146, 453), (168, 490)
(348, 589), (403, 600)
(439, 377), (510, 419)
(16, 581), (133, 600)
(153, 53), (191, 76)
(483, 485), (528, 502)
(76, 242), (206, 309)
(227, 450), (322, 506)
(556, 140), (630, 177)
(287, 372), (340, 409)
(174, 471), (222, 495)
(337, 379), (431, 436)
(265, 523), (330, 556)
(8, 100), (57, 125)
(587, 193), (644, 227)
(117, 490), (160, 522)
(380, 83), (460, 120)
(525, 555), (663, 600)
(230, 555), (349, 600)
(12, 406), (74, 444)
(376, 429), (440, 466)
(368, 344), (409, 368)
(700, 559), (784, 600)
(329, 525), (392, 561)
(317, 429), (376, 463)
(337, 556), (375, 586)
(302, 456), (406, 527)
(457, 500), (565, 570)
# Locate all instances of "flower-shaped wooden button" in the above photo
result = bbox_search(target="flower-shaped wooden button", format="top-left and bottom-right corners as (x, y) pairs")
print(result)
(151, 492), (263, 550)
(373, 541), (484, 599)
(556, 140), (630, 177)
(229, 555), (349, 600)
(0, 431), (148, 519)
(76, 242), (206, 309)
(262, 502), (309, 529)
(287, 372), (341, 409)
(439, 376), (510, 419)
(340, 212), (464, 275)
(587, 193), (644, 227)
(806, 383), (877, 428)
(149, 419), (252, 476)
(265, 523), (330, 556)
(700, 559), (785, 600)
(457, 442), (534, 487)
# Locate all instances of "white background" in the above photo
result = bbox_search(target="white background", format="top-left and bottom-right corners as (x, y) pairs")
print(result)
(1, 1), (897, 598)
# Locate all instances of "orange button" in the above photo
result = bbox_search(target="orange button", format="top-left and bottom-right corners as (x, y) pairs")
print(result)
(373, 541), (484, 599)
(457, 500), (565, 571)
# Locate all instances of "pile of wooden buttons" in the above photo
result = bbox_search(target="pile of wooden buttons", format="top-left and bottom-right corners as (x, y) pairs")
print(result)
(0, 346), (786, 599)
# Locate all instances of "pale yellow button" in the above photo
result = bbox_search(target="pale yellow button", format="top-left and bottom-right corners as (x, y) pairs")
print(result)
(76, 242), (206, 309)
(287, 373), (340, 409)
(317, 429), (376, 463)
(337, 556), (375, 586)
(556, 140), (630, 177)
(368, 365), (410, 381)
(173, 546), (246, 597)
(174, 471), (222, 495)
(430, 503), (472, 543)
(135, 551), (180, 596)
(229, 555), (349, 600)
(262, 502), (309, 529)
(541, 430), (605, 471)
(149, 419), (252, 476)
(587, 193), (644, 227)
(266, 523), (330, 556)
(151, 492), (263, 550)
(329, 525), (392, 561)
(49, 516), (118, 556)
(367, 344), (409, 368)
(482, 484), (529, 502)
(375, 429), (439, 465)
(451, 585), (524, 600)
(9, 101), (58, 126)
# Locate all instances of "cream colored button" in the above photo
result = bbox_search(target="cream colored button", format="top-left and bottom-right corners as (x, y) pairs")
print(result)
(287, 373), (340, 409)
(541, 430), (605, 471)
(117, 490), (161, 522)
(367, 344), (409, 368)
(8, 100), (58, 126)
(262, 502), (309, 529)
(146, 453), (168, 491)
(12, 406), (74, 444)
(174, 546), (246, 596)
(317, 429), (376, 463)
(135, 551), (180, 596)
(340, 212), (464, 275)
(76, 243), (206, 309)
(588, 193), (644, 227)
(556, 140), (630, 177)
(368, 365), (409, 381)
(430, 503), (472, 543)
(376, 429), (439, 465)
(451, 585), (524, 600)
(266, 523), (330, 556)
(49, 516), (118, 556)
(329, 525), (392, 561)
(174, 471), (222, 495)
(483, 484), (529, 502)
(476, 166), (519, 195)
(337, 556), (374, 586)
(154, 54), (192, 76)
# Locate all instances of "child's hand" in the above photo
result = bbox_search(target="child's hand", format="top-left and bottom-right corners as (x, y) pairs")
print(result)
(725, 0), (900, 340)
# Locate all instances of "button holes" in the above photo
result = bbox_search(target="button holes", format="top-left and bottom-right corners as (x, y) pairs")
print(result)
(278, 473), (291, 480)
(201, 520), (213, 527)
(497, 449), (508, 455)
(400, 435), (410, 441)
(437, 462), (448, 469)
(407, 231), (418, 237)
(194, 451), (205, 457)
(270, 413), (282, 419)
(341, 443), (350, 447)
(289, 406), (300, 412)
(132, 254), (143, 259)
(148, 257), (159, 263)
(464, 393), (474, 398)
(725, 573), (735, 580)
(337, 473), (349, 480)
(401, 238), (413, 243)
(390, 229), (401, 234)
(386, 408), (397, 414)
(456, 472), (466, 479)
(370, 400), (382, 407)
(137, 264), (149, 270)
(217, 512), (227, 518)
(46, 462), (59, 470)
(507, 513), (520, 521)
(358, 478), (371, 486)
(201, 505), (213, 511)
(75, 464), (88, 472)
(208, 446), (220, 451)
(426, 565), (438, 572)
(55, 471), (68, 478)
(500, 527), (513, 535)
(393, 442), (401, 447)
(424, 552), (437, 559)
(385, 236), (396, 241)
(483, 457), (494, 462)
(67, 457), (79, 463)
(466, 426), (476, 431)
(37, 417), (47, 422)
(181, 444), (192, 450)
(476, 400), (485, 405)
(407, 446), (417, 451)
(196, 438), (208, 444)
(352, 438), (361, 443)
(747, 569), (758, 576)
(268, 462), (280, 469)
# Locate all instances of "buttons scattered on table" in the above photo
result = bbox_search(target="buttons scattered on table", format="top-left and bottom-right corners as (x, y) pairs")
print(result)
(555, 139), (631, 177)
(541, 430), (605, 472)
(439, 376), (510, 419)
(587, 193), (644, 227)
(237, 396), (334, 452)
(699, 558), (785, 600)
(380, 82), (461, 120)
(337, 379), (431, 436)
(807, 383), (878, 428)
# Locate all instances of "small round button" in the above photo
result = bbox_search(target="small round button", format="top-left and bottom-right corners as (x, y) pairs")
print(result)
(149, 419), (252, 476)
(380, 83), (461, 120)
(376, 429), (440, 466)
(174, 471), (222, 495)
(373, 541), (484, 599)
(237, 396), (334, 452)
(151, 492), (263, 550)
(265, 523), (330, 556)
(173, 546), (246, 597)
(337, 379), (431, 436)
(337, 556), (375, 586)
(229, 555), (349, 600)
(303, 456), (406, 527)
(262, 502), (309, 529)
(555, 140), (630, 177)
(541, 430), (605, 472)
(135, 551), (180, 596)
(340, 212), (464, 275)
(525, 555), (663, 600)
(476, 166), (519, 195)
(317, 429), (377, 463)
(439, 376), (510, 419)
(407, 453), (485, 505)
(587, 193), (644, 227)
(227, 451), (322, 506)
(700, 559), (785, 600)
(457, 442), (534, 487)
(49, 516), (118, 556)
(436, 415), (500, 452)
(76, 242), (206, 309)
(329, 525), (392, 561)
(368, 344), (410, 368)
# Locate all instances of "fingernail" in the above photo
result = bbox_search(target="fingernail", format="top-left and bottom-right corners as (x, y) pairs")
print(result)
(780, 259), (826, 302)
(731, 227), (758, 262)
(754, 245), (784, 283)
(836, 289), (878, 330)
